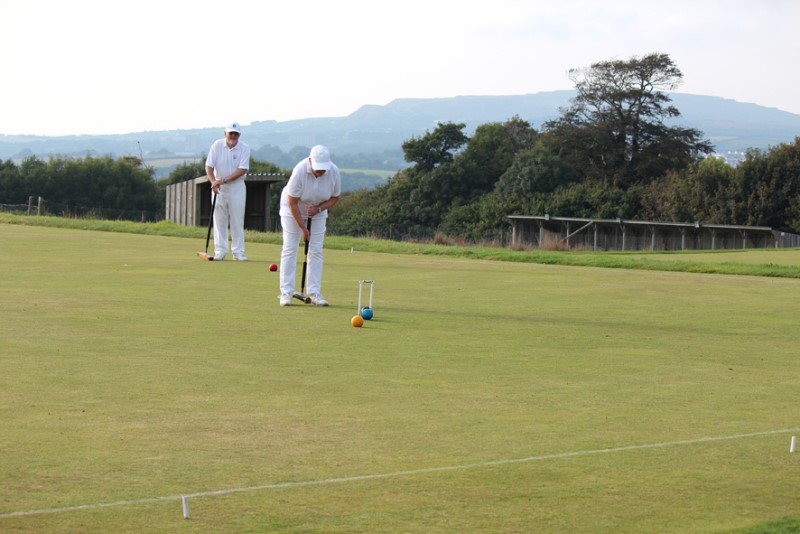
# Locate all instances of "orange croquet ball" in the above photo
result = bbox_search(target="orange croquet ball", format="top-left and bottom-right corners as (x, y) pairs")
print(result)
(351, 315), (364, 328)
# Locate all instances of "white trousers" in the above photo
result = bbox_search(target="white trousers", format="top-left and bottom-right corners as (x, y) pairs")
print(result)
(280, 216), (327, 296)
(212, 189), (246, 257)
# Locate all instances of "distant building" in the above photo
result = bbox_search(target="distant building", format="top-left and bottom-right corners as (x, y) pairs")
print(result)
(708, 151), (747, 166)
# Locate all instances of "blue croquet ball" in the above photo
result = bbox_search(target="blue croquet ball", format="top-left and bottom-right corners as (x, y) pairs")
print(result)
(360, 307), (373, 320)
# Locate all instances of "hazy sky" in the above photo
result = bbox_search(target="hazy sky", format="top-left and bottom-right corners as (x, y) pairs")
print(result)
(2, 0), (798, 136)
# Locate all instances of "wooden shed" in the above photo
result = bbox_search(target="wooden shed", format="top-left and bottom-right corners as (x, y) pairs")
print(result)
(507, 215), (800, 251)
(165, 173), (286, 232)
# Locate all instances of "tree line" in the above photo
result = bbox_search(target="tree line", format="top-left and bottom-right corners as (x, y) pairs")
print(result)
(0, 155), (284, 221)
(0, 155), (164, 220)
(2, 53), (799, 239)
(330, 53), (800, 241)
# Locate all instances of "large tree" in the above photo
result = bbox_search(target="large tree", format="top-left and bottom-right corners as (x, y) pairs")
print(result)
(545, 53), (712, 187)
(639, 157), (736, 223)
(401, 121), (468, 171)
(413, 118), (538, 219)
(732, 137), (800, 230)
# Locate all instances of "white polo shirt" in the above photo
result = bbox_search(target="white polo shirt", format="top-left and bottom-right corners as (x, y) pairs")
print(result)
(279, 158), (342, 219)
(205, 138), (250, 192)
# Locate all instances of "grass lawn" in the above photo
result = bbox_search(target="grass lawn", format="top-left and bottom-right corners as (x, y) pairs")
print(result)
(1, 222), (799, 533)
(338, 168), (396, 179)
(613, 248), (800, 266)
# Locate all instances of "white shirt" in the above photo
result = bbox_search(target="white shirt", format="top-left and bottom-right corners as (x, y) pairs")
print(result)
(205, 138), (250, 191)
(279, 158), (342, 219)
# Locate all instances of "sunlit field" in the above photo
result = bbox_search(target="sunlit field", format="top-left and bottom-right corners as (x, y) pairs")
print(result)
(1, 222), (799, 533)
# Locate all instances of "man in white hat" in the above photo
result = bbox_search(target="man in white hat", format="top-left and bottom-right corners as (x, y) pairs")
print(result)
(205, 122), (251, 261)
(278, 145), (341, 306)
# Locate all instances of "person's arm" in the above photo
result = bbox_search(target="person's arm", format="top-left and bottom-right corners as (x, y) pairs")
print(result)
(223, 168), (247, 183)
(310, 196), (340, 216)
(208, 166), (246, 193)
(206, 165), (222, 193)
(287, 195), (310, 241)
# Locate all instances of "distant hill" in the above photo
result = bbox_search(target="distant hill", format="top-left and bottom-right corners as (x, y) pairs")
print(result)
(2, 91), (799, 177)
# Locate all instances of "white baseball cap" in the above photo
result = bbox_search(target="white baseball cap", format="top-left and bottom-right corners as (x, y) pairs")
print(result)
(309, 145), (332, 171)
(224, 122), (241, 134)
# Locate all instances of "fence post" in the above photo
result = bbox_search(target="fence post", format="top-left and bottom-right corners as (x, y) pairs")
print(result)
(37, 196), (43, 216)
(28, 196), (34, 216)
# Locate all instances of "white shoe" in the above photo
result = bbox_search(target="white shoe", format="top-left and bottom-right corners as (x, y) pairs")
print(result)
(213, 253), (226, 261)
(310, 294), (328, 306)
(234, 254), (248, 261)
(279, 293), (292, 306)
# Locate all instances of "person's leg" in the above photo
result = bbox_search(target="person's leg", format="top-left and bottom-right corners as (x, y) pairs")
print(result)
(279, 216), (303, 295)
(212, 192), (230, 258)
(229, 189), (247, 258)
(306, 217), (327, 297)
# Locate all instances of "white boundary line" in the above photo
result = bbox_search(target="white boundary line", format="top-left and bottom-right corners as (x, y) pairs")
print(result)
(2, 427), (797, 519)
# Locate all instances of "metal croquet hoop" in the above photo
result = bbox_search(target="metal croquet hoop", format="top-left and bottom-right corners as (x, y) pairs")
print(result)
(357, 280), (375, 313)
